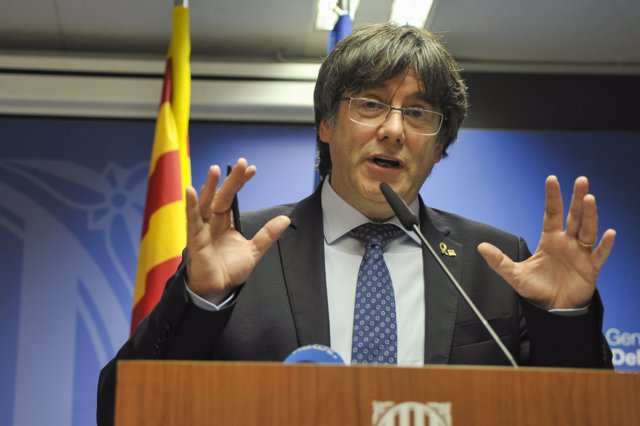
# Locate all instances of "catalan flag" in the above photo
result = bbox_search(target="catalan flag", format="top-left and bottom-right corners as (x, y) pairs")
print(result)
(131, 4), (191, 334)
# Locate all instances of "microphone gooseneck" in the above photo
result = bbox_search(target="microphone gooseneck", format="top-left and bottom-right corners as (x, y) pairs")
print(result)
(379, 182), (519, 368)
(379, 182), (418, 230)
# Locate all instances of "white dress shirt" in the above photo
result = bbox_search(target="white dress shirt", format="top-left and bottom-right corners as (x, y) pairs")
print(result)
(321, 180), (426, 365)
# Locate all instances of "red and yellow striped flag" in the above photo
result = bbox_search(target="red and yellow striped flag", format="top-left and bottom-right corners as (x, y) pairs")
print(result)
(131, 5), (192, 334)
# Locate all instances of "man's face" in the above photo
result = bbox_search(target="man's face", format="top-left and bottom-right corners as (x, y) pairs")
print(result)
(319, 69), (444, 221)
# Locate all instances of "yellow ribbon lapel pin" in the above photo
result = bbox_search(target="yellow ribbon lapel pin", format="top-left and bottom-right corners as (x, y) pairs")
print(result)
(439, 242), (457, 257)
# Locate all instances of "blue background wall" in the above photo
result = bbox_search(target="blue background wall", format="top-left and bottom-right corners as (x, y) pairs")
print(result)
(1, 116), (638, 425)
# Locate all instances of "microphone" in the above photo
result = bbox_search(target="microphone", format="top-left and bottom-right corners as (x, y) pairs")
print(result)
(284, 344), (345, 364)
(379, 182), (519, 368)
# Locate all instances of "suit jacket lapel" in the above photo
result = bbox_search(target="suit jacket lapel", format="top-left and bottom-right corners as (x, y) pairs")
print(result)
(420, 203), (462, 364)
(278, 186), (332, 347)
(276, 188), (464, 361)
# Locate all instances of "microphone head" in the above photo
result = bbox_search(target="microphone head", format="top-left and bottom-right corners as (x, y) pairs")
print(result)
(284, 344), (345, 364)
(379, 182), (419, 230)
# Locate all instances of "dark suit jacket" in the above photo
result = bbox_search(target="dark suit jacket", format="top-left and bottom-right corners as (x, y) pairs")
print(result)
(97, 185), (612, 425)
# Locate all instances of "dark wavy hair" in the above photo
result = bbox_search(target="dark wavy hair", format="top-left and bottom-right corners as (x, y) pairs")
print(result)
(314, 23), (469, 178)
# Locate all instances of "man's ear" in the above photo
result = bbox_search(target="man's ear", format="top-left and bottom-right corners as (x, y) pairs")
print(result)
(319, 119), (332, 144)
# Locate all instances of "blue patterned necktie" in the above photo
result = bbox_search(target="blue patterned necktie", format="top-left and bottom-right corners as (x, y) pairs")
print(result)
(350, 223), (404, 364)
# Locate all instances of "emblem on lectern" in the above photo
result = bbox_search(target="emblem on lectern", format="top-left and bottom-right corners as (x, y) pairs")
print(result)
(372, 401), (452, 426)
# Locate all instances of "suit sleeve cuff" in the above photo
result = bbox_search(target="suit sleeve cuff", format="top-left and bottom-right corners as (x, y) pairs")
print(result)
(548, 305), (590, 317)
(184, 278), (237, 311)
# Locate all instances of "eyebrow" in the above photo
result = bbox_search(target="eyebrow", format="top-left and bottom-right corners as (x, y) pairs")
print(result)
(356, 88), (435, 108)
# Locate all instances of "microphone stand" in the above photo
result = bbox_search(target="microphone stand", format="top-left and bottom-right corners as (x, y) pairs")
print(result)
(380, 182), (518, 368)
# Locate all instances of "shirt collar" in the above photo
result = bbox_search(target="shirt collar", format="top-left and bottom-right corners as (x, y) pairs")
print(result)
(320, 176), (421, 245)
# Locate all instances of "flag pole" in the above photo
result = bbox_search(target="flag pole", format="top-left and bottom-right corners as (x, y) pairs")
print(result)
(340, 0), (350, 15)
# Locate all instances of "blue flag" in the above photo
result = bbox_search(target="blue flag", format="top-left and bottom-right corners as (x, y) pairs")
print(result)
(327, 14), (353, 53)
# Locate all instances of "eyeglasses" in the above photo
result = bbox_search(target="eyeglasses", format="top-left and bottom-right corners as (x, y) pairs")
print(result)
(341, 96), (444, 136)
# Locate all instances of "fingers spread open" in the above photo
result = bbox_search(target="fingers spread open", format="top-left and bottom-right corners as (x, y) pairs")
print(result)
(199, 165), (221, 221)
(477, 242), (518, 287)
(186, 186), (200, 224)
(251, 215), (291, 260)
(565, 176), (589, 237)
(592, 228), (616, 271)
(213, 158), (256, 214)
(543, 176), (564, 233)
(186, 186), (206, 243)
(577, 194), (598, 248)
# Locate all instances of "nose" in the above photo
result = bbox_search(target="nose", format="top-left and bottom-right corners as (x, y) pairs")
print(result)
(378, 109), (405, 144)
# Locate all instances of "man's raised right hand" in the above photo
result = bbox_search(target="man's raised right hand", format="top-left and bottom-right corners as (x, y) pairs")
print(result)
(185, 158), (291, 304)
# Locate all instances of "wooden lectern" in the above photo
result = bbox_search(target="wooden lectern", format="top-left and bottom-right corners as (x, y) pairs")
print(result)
(115, 361), (640, 425)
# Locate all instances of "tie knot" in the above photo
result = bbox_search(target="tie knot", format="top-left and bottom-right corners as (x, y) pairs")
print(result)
(350, 223), (403, 250)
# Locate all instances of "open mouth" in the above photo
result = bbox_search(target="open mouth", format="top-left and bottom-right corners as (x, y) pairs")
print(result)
(372, 156), (401, 169)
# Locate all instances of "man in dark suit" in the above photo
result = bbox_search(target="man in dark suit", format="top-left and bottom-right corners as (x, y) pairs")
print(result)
(98, 23), (615, 424)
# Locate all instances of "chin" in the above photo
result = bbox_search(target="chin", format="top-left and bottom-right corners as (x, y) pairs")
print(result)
(360, 181), (386, 200)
